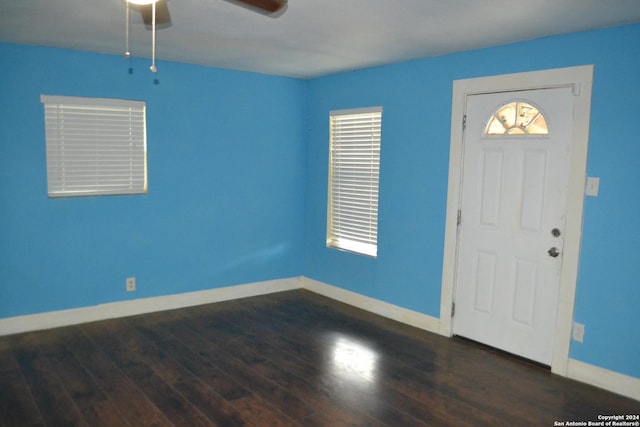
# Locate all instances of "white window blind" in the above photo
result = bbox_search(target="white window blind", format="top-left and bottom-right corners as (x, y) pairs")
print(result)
(41, 95), (147, 198)
(327, 106), (382, 257)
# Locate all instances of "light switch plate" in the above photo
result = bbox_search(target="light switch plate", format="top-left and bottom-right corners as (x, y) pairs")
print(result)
(586, 177), (600, 197)
(573, 322), (585, 343)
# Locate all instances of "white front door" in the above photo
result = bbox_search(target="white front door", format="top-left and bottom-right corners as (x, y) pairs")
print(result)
(453, 87), (574, 365)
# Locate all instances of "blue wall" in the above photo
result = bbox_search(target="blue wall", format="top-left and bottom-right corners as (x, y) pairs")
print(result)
(304, 24), (640, 379)
(0, 44), (307, 317)
(1, 23), (639, 381)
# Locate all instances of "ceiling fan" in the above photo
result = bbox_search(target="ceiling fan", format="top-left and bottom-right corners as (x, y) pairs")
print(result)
(127, 0), (288, 29)
(124, 0), (288, 73)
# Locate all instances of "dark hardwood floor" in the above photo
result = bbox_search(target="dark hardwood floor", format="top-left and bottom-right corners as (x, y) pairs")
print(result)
(0, 289), (638, 426)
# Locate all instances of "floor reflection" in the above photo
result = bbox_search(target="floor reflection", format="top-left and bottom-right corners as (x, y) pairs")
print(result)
(331, 335), (378, 382)
(322, 332), (382, 412)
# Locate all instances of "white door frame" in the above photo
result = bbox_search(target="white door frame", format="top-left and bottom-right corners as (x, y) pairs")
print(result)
(439, 65), (593, 376)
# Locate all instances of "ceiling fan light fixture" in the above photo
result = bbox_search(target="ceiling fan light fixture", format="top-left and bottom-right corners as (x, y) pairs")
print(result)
(127, 0), (159, 6)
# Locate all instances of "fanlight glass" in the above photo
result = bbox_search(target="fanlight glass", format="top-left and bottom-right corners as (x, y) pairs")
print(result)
(486, 101), (548, 135)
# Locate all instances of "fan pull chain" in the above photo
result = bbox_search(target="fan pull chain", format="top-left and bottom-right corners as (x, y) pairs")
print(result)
(150, 0), (157, 72)
(125, 0), (131, 59)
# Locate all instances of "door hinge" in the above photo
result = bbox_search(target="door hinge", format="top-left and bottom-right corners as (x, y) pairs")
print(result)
(457, 210), (462, 226)
(462, 114), (467, 130)
(451, 301), (456, 317)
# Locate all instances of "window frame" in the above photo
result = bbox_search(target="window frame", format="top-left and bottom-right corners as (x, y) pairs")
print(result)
(326, 106), (383, 258)
(41, 95), (148, 198)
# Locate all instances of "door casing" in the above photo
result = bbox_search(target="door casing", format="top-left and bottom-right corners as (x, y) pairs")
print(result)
(439, 65), (593, 376)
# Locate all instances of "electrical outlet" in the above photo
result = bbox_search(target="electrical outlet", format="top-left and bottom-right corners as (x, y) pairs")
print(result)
(126, 277), (136, 292)
(572, 322), (585, 343)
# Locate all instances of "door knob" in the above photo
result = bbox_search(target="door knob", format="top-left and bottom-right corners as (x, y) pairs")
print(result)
(548, 247), (560, 258)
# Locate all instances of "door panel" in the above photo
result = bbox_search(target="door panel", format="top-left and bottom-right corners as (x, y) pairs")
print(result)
(512, 258), (537, 326)
(479, 149), (504, 227)
(453, 88), (573, 365)
(473, 250), (497, 314)
(520, 150), (547, 232)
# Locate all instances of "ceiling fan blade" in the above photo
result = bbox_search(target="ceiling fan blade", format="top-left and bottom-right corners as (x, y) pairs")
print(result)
(140, 0), (172, 28)
(224, 0), (288, 15)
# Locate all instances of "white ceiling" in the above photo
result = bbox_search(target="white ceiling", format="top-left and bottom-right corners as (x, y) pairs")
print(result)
(1, 0), (639, 79)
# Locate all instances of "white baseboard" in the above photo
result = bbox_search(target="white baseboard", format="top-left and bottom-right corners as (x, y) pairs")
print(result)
(301, 277), (441, 334)
(567, 358), (640, 402)
(0, 277), (301, 336)
(0, 276), (441, 337)
(2, 275), (637, 402)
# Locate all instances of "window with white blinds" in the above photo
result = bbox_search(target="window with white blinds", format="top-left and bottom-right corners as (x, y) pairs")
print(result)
(327, 107), (382, 257)
(41, 95), (147, 198)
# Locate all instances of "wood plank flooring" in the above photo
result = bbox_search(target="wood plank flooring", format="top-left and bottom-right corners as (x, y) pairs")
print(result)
(0, 289), (638, 426)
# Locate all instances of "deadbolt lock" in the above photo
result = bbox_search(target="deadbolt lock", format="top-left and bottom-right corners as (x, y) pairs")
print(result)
(551, 228), (561, 237)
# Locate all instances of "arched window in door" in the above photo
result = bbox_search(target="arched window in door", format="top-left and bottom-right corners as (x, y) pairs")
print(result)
(485, 101), (549, 135)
